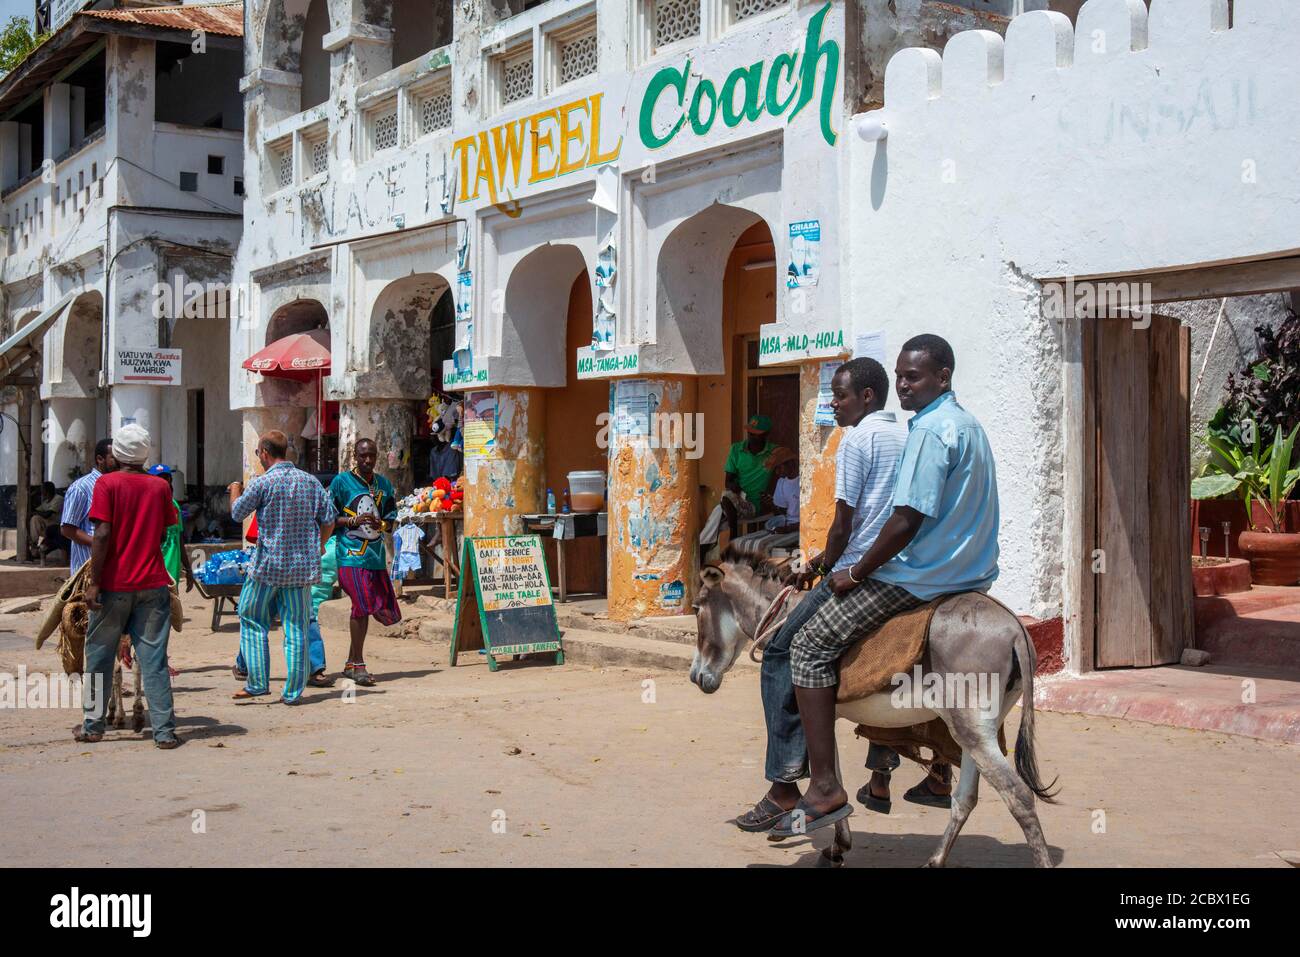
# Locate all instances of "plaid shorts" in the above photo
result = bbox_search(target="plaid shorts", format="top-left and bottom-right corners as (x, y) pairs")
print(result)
(790, 576), (925, 689)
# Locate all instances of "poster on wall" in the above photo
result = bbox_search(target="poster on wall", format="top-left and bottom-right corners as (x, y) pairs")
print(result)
(815, 361), (839, 427)
(592, 227), (617, 351)
(612, 378), (658, 438)
(786, 220), (821, 289)
(117, 349), (182, 385)
(854, 331), (887, 366)
(455, 270), (473, 354)
(462, 390), (497, 458)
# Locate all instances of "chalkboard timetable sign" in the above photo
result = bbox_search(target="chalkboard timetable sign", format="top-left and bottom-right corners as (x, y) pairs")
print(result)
(450, 535), (565, 670)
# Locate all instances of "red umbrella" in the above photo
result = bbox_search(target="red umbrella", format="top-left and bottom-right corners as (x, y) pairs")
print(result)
(241, 329), (331, 381)
(243, 329), (332, 469)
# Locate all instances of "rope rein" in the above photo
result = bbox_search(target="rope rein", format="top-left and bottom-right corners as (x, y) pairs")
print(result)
(746, 585), (797, 663)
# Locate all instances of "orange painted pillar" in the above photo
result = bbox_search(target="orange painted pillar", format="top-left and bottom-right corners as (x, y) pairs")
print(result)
(607, 377), (699, 621)
(463, 387), (546, 537)
(798, 360), (844, 561)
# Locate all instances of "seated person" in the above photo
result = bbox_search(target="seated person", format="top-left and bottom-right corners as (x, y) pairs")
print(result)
(729, 449), (800, 560)
(699, 415), (782, 548)
(30, 482), (67, 562)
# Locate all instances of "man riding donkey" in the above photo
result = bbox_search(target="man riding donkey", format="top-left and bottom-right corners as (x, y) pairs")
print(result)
(771, 333), (999, 837)
(738, 348), (958, 831)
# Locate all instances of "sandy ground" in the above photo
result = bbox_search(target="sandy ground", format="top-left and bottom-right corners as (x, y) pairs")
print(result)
(1, 588), (1298, 868)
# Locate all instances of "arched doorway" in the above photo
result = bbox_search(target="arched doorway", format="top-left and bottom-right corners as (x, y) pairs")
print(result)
(263, 298), (330, 468)
(47, 291), (104, 484)
(347, 272), (452, 491)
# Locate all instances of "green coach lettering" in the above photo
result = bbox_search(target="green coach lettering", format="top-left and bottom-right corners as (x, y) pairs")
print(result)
(639, 60), (691, 149)
(689, 78), (719, 136)
(765, 51), (799, 116)
(721, 61), (765, 127)
(636, 2), (840, 149)
(786, 3), (839, 146)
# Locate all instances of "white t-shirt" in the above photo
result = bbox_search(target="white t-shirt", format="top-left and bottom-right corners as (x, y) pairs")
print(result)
(772, 476), (800, 525)
(832, 411), (908, 572)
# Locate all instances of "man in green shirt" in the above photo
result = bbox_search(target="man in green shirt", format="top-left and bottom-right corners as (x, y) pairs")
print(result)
(148, 465), (184, 585)
(328, 438), (400, 687)
(721, 414), (780, 539)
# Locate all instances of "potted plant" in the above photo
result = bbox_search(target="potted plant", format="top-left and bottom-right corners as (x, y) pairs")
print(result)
(1192, 418), (1300, 585)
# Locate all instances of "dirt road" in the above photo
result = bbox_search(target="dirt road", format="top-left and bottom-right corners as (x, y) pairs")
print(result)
(1, 591), (1297, 867)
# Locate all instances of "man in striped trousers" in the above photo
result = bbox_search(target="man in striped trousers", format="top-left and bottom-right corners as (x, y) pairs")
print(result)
(228, 431), (336, 705)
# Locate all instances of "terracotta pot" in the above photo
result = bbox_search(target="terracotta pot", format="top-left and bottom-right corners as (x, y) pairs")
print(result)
(1248, 500), (1300, 534)
(1237, 530), (1300, 586)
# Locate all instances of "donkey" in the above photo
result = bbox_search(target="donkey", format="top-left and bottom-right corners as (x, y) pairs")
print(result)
(689, 558), (1057, 868)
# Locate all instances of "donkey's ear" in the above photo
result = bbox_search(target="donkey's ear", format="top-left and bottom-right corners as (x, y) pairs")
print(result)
(700, 565), (725, 588)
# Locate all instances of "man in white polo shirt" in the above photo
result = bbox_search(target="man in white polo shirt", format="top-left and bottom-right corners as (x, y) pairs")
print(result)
(735, 356), (908, 832)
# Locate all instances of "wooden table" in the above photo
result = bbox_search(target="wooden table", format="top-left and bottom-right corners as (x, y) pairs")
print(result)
(519, 512), (607, 603)
(393, 511), (463, 598)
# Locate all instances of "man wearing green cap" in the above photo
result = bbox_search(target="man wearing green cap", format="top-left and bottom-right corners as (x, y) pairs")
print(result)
(721, 414), (779, 539)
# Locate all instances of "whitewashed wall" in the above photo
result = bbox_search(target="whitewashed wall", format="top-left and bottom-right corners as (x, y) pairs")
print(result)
(846, 0), (1300, 619)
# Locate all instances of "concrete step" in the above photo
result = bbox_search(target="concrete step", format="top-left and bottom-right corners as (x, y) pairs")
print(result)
(412, 615), (752, 674)
(1194, 587), (1300, 670)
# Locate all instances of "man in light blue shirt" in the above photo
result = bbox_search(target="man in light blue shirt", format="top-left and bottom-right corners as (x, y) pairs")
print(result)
(772, 334), (1001, 838)
(60, 438), (117, 574)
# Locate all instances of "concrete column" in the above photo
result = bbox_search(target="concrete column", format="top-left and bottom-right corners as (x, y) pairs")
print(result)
(607, 377), (698, 621)
(241, 407), (309, 483)
(110, 384), (163, 466)
(798, 359), (843, 561)
(44, 84), (70, 162)
(462, 387), (546, 538)
(0, 122), (19, 190)
(339, 399), (415, 493)
(46, 396), (97, 483)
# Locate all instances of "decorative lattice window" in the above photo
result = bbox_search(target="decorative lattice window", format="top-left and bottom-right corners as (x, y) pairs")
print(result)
(365, 97), (399, 157)
(501, 49), (534, 105)
(302, 126), (328, 177)
(654, 0), (699, 50)
(419, 86), (452, 135)
(309, 138), (328, 176)
(269, 140), (293, 189)
(558, 31), (597, 85)
(733, 0), (785, 21)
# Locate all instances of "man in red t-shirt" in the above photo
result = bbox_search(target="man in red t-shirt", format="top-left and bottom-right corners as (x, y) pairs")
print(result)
(77, 423), (181, 749)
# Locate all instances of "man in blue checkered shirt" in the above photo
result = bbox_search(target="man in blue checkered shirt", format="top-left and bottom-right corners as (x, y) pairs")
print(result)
(227, 431), (336, 705)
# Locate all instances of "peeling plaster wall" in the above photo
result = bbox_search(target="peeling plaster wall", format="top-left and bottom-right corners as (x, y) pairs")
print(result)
(607, 377), (698, 621)
(339, 397), (415, 490)
(798, 359), (843, 561)
(462, 386), (546, 537)
(848, 0), (1300, 634)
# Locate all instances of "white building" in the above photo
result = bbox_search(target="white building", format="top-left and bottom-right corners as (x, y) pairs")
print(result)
(0, 2), (247, 548)
(236, 0), (1298, 672)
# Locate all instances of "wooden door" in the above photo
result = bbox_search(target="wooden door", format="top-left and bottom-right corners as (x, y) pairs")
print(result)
(749, 373), (800, 454)
(1091, 314), (1193, 668)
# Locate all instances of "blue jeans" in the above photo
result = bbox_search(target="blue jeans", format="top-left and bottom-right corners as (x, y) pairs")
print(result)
(761, 577), (835, 783)
(83, 588), (175, 742)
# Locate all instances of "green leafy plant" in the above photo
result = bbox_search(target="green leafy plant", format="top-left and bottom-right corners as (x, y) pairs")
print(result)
(0, 16), (46, 76)
(1192, 418), (1300, 532)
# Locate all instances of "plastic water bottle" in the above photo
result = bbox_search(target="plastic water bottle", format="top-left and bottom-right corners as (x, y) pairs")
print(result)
(562, 489), (571, 514)
(546, 488), (556, 514)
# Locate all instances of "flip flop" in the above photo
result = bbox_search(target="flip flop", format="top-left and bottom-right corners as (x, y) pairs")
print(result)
(735, 795), (791, 833)
(770, 799), (853, 838)
(231, 690), (268, 701)
(904, 778), (952, 809)
(856, 780), (891, 815)
(73, 727), (103, 744)
(308, 672), (335, 688)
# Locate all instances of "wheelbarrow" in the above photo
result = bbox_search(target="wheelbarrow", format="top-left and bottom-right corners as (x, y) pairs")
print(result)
(185, 547), (246, 630)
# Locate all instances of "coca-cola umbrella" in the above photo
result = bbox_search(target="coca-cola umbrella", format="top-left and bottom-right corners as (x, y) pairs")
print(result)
(242, 329), (331, 469)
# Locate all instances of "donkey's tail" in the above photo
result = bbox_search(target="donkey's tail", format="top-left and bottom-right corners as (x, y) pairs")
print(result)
(1011, 616), (1060, 804)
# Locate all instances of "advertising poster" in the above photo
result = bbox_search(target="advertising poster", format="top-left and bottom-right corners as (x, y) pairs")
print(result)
(462, 390), (497, 458)
(613, 378), (657, 438)
(786, 220), (821, 289)
(815, 360), (839, 426)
